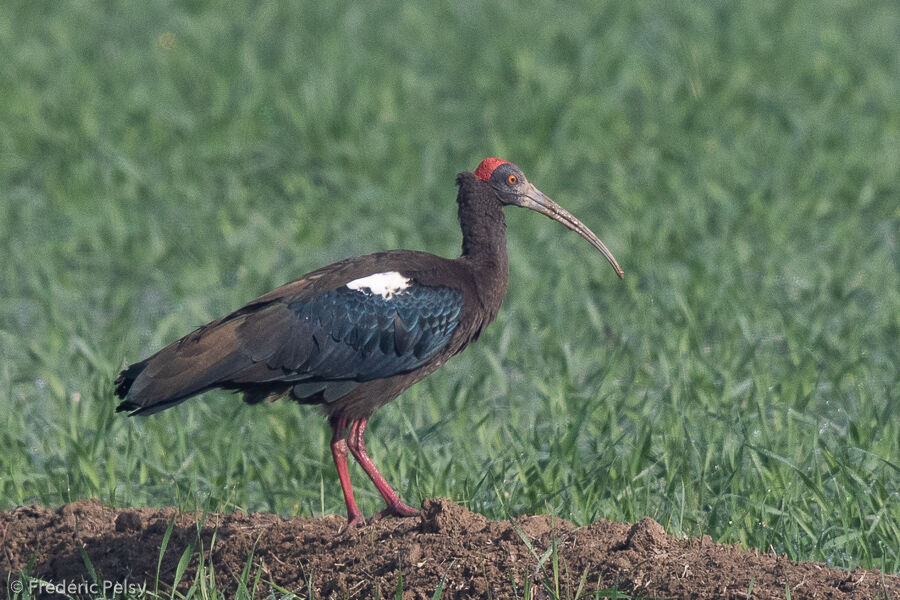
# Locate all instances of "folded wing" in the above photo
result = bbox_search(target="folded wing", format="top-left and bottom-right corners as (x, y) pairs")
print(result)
(115, 283), (463, 415)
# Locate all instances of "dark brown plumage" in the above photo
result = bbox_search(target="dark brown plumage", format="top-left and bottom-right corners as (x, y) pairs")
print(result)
(115, 158), (623, 526)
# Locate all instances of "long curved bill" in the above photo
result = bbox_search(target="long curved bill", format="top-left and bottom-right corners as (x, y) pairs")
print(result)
(516, 184), (624, 278)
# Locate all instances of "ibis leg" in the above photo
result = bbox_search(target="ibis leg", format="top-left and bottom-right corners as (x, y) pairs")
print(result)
(329, 415), (364, 527)
(347, 418), (420, 520)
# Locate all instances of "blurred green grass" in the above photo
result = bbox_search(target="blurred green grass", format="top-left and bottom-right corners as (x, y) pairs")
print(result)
(1, 0), (897, 572)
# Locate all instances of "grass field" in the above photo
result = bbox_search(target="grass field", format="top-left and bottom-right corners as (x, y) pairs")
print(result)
(1, 0), (897, 575)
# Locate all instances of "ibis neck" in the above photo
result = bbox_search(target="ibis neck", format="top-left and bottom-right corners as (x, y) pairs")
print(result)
(456, 174), (509, 269)
(453, 172), (510, 335)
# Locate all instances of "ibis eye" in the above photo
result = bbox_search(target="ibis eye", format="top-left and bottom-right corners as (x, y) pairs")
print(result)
(507, 174), (518, 185)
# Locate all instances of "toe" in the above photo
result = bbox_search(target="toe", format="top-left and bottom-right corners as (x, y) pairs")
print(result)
(370, 500), (421, 521)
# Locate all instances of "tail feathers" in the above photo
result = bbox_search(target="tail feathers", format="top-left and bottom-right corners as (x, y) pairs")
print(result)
(114, 316), (252, 415)
(114, 352), (244, 415)
(114, 358), (204, 415)
(114, 305), (318, 415)
(114, 360), (149, 411)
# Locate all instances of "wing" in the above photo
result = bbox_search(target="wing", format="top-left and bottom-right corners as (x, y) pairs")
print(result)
(235, 284), (463, 381)
(115, 279), (464, 414)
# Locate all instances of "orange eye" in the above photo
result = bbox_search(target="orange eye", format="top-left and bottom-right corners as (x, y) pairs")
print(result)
(507, 174), (518, 185)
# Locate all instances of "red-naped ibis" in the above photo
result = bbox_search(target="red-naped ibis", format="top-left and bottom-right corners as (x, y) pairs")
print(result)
(115, 158), (623, 527)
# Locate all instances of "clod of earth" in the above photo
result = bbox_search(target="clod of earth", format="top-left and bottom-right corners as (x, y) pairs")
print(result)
(2, 499), (896, 600)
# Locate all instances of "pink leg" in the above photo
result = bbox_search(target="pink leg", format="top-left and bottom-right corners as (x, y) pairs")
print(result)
(347, 418), (420, 520)
(330, 415), (364, 527)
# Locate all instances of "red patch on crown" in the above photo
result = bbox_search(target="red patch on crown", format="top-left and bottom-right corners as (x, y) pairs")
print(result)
(474, 157), (509, 181)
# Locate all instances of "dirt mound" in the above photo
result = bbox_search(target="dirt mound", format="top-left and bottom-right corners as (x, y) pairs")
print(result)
(2, 499), (896, 599)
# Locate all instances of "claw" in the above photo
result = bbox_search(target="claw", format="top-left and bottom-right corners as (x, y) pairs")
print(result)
(370, 500), (421, 522)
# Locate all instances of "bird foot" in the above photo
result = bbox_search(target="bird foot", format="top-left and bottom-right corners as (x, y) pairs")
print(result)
(340, 507), (366, 531)
(370, 500), (421, 522)
(345, 515), (365, 529)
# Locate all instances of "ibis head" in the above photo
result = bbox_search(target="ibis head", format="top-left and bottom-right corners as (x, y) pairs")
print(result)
(473, 157), (624, 279)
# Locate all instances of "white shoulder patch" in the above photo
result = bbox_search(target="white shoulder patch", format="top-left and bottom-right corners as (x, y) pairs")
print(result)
(346, 271), (411, 299)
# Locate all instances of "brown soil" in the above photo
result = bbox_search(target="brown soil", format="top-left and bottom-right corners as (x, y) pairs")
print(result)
(2, 499), (896, 599)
